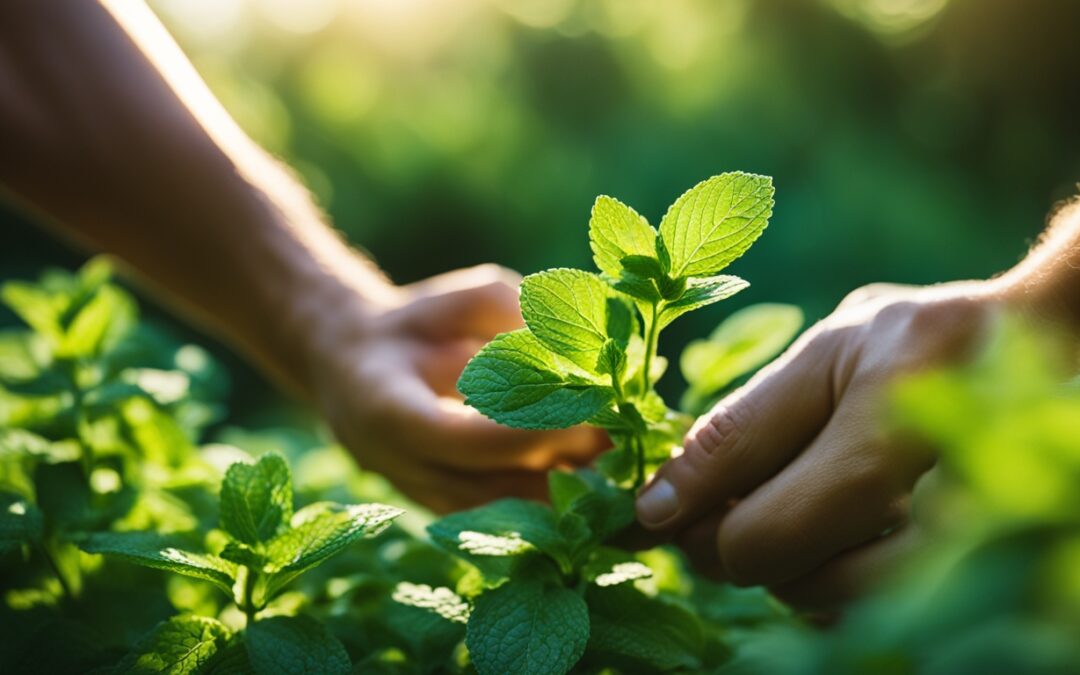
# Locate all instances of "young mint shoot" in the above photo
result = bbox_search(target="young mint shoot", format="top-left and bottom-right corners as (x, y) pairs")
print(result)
(413, 172), (780, 675)
(458, 171), (775, 488)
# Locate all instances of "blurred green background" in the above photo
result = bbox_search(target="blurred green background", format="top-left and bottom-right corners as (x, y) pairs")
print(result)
(3, 0), (1079, 413)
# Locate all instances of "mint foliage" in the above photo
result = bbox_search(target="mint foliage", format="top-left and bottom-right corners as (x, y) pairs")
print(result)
(459, 172), (776, 490)
(220, 454), (293, 545)
(658, 172), (774, 278)
(435, 173), (788, 675)
(458, 330), (613, 429)
(113, 615), (232, 674)
(245, 615), (351, 675)
(466, 580), (589, 675)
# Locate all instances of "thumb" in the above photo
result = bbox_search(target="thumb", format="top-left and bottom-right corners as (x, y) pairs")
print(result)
(397, 264), (524, 340)
(635, 331), (839, 533)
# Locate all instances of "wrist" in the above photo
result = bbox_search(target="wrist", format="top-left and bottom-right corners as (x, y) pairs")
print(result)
(993, 205), (1080, 335)
(277, 254), (403, 399)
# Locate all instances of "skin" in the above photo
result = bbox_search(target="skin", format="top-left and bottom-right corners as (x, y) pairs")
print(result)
(637, 204), (1080, 610)
(0, 0), (604, 513)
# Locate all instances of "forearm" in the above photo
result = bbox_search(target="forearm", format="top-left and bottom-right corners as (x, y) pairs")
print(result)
(0, 0), (394, 394)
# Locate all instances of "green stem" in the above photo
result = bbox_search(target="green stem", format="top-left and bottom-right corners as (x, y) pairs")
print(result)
(240, 566), (259, 626)
(641, 302), (660, 395)
(632, 434), (646, 489)
(39, 541), (73, 600)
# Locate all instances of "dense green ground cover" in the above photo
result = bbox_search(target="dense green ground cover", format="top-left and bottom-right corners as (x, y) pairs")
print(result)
(2, 174), (1078, 674)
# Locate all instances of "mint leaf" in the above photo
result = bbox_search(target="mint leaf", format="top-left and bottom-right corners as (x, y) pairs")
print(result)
(458, 330), (613, 430)
(113, 615), (230, 675)
(245, 615), (350, 675)
(57, 285), (135, 359)
(589, 196), (658, 278)
(559, 470), (635, 541)
(591, 561), (652, 587)
(392, 582), (470, 624)
(658, 275), (749, 329)
(0, 282), (63, 345)
(585, 585), (704, 672)
(219, 454), (293, 545)
(680, 303), (804, 409)
(466, 580), (589, 675)
(612, 274), (662, 303)
(594, 339), (627, 379)
(618, 255), (665, 280)
(428, 498), (569, 571)
(80, 532), (237, 596)
(263, 501), (403, 598)
(659, 172), (774, 278)
(520, 269), (634, 372)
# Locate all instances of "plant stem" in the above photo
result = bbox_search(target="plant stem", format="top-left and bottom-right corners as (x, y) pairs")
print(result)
(641, 302), (660, 395)
(240, 565), (258, 626)
(39, 541), (74, 600)
(632, 434), (646, 489)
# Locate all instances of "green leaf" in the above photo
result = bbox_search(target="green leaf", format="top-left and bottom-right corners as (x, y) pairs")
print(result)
(658, 275), (748, 330)
(262, 501), (402, 598)
(0, 491), (43, 554)
(0, 428), (79, 463)
(680, 303), (804, 408)
(458, 330), (613, 430)
(57, 285), (135, 359)
(548, 470), (591, 516)
(618, 255), (665, 280)
(219, 454), (293, 545)
(589, 196), (658, 278)
(466, 580), (589, 675)
(520, 269), (634, 373)
(594, 339), (627, 379)
(392, 582), (471, 624)
(1, 369), (70, 397)
(113, 615), (231, 675)
(79, 532), (238, 596)
(591, 561), (652, 587)
(559, 470), (635, 542)
(428, 498), (569, 570)
(245, 615), (351, 675)
(585, 585), (704, 672)
(0, 282), (64, 344)
(659, 172), (774, 278)
(612, 273), (662, 303)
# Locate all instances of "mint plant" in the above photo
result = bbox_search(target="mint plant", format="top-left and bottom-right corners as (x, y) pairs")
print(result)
(459, 172), (775, 488)
(81, 453), (402, 672)
(400, 173), (785, 675)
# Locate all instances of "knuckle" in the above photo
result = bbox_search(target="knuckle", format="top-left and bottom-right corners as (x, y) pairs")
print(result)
(687, 403), (751, 462)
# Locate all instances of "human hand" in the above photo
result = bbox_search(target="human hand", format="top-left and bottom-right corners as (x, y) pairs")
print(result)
(303, 264), (607, 513)
(634, 282), (1000, 609)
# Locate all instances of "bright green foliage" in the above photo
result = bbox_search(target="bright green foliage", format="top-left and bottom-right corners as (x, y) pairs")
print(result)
(220, 454), (293, 545)
(466, 580), (589, 675)
(680, 303), (804, 413)
(81, 453), (402, 617)
(589, 196), (658, 278)
(459, 173), (778, 490)
(585, 585), (704, 672)
(458, 330), (613, 429)
(245, 615), (351, 675)
(112, 615), (232, 674)
(658, 172), (774, 278)
(520, 269), (634, 372)
(80, 532), (239, 596)
(438, 174), (788, 675)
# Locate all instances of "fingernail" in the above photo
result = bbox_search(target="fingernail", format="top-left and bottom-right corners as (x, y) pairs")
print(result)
(636, 479), (679, 526)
